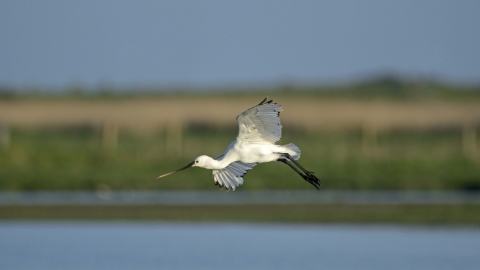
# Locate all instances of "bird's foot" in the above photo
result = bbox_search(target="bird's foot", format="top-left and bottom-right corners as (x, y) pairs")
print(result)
(302, 174), (321, 190)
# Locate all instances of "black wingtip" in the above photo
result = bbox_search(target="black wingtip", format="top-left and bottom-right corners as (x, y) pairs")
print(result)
(213, 179), (226, 190)
(258, 96), (268, 105)
(258, 96), (276, 106)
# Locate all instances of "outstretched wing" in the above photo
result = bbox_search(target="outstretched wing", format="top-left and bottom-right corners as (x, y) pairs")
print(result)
(236, 97), (283, 144)
(212, 154), (256, 191)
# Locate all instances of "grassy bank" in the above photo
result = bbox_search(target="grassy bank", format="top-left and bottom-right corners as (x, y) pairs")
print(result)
(1, 86), (480, 191)
(1, 127), (479, 191)
(1, 204), (480, 224)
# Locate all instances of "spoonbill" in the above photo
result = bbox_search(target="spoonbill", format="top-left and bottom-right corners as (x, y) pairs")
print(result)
(157, 97), (321, 191)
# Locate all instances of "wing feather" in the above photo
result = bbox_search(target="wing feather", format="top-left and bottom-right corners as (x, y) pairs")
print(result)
(236, 97), (283, 144)
(212, 161), (256, 191)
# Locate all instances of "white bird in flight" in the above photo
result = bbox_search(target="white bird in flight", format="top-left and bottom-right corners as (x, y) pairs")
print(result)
(157, 97), (321, 191)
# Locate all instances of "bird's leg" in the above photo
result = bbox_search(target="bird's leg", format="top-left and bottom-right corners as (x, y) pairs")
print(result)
(278, 158), (320, 190)
(279, 153), (321, 188)
(282, 153), (315, 176)
(278, 158), (304, 177)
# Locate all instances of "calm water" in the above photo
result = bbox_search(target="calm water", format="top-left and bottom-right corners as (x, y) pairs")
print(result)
(1, 222), (479, 270)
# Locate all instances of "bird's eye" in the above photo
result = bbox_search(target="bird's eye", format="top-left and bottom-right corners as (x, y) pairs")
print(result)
(195, 160), (198, 163)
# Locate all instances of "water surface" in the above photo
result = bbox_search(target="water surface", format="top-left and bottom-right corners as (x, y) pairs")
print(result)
(1, 222), (479, 270)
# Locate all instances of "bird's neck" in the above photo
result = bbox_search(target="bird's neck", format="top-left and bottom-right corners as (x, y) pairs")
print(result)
(205, 156), (228, 170)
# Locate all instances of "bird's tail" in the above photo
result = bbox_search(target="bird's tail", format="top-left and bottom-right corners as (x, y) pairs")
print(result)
(282, 143), (301, 160)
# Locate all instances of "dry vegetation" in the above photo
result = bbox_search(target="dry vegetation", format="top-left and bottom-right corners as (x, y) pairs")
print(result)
(1, 95), (480, 133)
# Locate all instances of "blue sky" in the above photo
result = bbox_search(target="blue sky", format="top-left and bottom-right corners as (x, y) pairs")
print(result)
(1, 1), (479, 90)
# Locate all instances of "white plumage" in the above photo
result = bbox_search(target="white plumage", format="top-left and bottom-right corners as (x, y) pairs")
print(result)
(157, 97), (320, 191)
(236, 100), (283, 144)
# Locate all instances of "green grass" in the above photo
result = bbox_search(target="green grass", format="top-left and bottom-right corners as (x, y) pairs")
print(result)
(1, 127), (479, 191)
(1, 205), (480, 224)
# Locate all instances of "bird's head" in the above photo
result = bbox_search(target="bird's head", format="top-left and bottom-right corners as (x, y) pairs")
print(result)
(192, 155), (211, 168)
